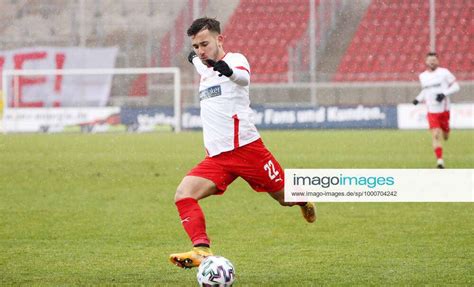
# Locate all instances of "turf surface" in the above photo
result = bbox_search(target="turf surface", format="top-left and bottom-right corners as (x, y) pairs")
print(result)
(1, 130), (473, 285)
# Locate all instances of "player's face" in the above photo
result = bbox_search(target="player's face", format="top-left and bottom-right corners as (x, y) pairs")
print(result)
(191, 29), (224, 62)
(425, 56), (439, 71)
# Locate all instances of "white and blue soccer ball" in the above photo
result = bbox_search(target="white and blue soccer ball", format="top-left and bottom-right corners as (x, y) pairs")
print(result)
(196, 256), (235, 286)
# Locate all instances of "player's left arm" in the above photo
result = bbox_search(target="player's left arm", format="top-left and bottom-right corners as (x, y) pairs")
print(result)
(228, 65), (250, 86)
(206, 55), (250, 86)
(441, 70), (460, 97)
(436, 70), (460, 102)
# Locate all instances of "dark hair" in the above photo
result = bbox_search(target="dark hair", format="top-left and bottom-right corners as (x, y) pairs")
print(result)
(187, 17), (221, 36)
(426, 52), (438, 57)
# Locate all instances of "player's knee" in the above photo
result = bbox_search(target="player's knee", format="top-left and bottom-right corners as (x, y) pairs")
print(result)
(174, 185), (190, 202)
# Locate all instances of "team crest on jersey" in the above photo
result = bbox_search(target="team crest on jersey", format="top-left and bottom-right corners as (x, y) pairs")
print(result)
(199, 85), (222, 101)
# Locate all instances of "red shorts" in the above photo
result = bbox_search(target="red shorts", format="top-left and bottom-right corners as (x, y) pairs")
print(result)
(427, 111), (450, 133)
(187, 138), (285, 194)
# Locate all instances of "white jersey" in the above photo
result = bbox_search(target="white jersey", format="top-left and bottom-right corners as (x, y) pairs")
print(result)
(416, 67), (458, 113)
(192, 52), (260, 157)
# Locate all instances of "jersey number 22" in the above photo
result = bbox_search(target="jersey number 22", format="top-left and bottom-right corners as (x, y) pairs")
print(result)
(264, 160), (280, 180)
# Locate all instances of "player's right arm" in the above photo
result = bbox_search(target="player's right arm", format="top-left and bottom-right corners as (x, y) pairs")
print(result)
(188, 51), (211, 76)
(188, 50), (198, 64)
(413, 91), (424, 105)
(413, 74), (425, 105)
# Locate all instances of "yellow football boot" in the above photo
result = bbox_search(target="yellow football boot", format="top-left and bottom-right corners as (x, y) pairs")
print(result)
(169, 246), (213, 269)
(300, 202), (316, 223)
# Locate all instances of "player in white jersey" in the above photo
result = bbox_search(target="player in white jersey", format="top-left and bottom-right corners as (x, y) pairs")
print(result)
(194, 51), (260, 156)
(169, 17), (316, 269)
(412, 52), (460, 168)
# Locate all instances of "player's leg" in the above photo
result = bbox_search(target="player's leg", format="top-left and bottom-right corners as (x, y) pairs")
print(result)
(235, 139), (316, 223)
(442, 131), (449, 141)
(267, 189), (317, 223)
(175, 175), (218, 201)
(170, 176), (217, 268)
(175, 175), (218, 247)
(266, 188), (296, 207)
(427, 112), (445, 168)
(431, 127), (444, 168)
(170, 156), (237, 269)
(441, 111), (450, 141)
(431, 127), (442, 148)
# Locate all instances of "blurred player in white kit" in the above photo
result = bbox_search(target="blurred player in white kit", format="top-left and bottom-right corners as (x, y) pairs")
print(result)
(412, 52), (460, 168)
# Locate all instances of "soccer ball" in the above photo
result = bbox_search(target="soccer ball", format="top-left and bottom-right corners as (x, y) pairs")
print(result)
(196, 256), (235, 286)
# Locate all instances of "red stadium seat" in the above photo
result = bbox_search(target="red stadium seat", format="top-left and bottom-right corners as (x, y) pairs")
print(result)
(334, 0), (473, 81)
(223, 0), (313, 83)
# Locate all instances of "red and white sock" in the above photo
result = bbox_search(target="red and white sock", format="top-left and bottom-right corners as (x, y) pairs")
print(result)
(175, 197), (210, 246)
(434, 147), (443, 160)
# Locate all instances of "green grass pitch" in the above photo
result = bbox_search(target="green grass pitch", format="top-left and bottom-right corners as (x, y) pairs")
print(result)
(1, 130), (473, 285)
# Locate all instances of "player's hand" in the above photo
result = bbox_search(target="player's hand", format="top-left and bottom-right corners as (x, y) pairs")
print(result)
(188, 51), (197, 64)
(412, 99), (419, 105)
(436, 93), (445, 102)
(206, 59), (233, 77)
(205, 59), (216, 67)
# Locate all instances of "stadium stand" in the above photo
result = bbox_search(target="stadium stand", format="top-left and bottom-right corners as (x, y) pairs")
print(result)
(222, 0), (316, 83)
(1, 0), (184, 49)
(334, 0), (473, 81)
(1, 1), (472, 105)
(159, 0), (206, 68)
(1, 0), (187, 99)
(135, 0), (209, 97)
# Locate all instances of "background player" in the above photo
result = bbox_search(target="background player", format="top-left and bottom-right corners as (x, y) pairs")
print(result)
(169, 17), (316, 269)
(412, 52), (460, 168)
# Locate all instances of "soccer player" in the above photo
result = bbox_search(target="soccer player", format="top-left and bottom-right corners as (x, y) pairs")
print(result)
(169, 17), (316, 269)
(412, 52), (460, 168)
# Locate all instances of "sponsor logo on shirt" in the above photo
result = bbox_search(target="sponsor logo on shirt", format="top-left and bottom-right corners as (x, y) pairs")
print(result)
(199, 85), (222, 101)
(422, 82), (442, 89)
